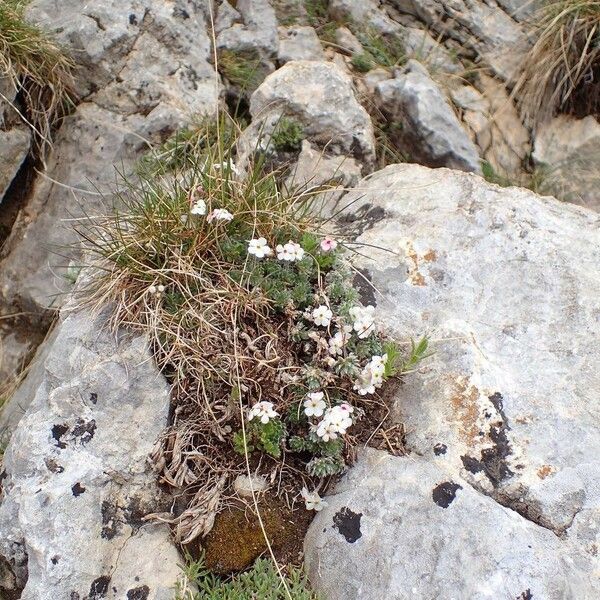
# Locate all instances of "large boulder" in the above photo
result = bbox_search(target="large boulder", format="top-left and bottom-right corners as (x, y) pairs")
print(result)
(305, 163), (600, 599)
(0, 299), (180, 599)
(376, 60), (481, 173)
(242, 60), (376, 169)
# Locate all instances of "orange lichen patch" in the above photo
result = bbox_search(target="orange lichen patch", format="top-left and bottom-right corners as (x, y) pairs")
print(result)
(423, 249), (437, 262)
(196, 496), (313, 574)
(448, 375), (481, 445)
(537, 465), (555, 480)
(404, 241), (427, 286)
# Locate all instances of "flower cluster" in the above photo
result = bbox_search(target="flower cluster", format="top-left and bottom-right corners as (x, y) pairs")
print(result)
(148, 284), (166, 296)
(354, 354), (388, 395)
(315, 403), (354, 442)
(248, 401), (279, 424)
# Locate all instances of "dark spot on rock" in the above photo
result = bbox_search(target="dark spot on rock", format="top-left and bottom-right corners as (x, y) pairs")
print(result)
(51, 555), (59, 565)
(134, 576), (139, 582)
(461, 454), (483, 474)
(89, 392), (98, 405)
(101, 501), (120, 540)
(333, 507), (362, 543)
(127, 585), (150, 600)
(173, 7), (190, 19)
(71, 419), (97, 445)
(432, 482), (462, 508)
(71, 483), (86, 497)
(433, 443), (447, 456)
(352, 268), (377, 306)
(45, 458), (64, 473)
(51, 423), (69, 449)
(461, 393), (513, 487)
(70, 593), (80, 600)
(517, 590), (533, 600)
(88, 575), (110, 599)
(128, 14), (138, 25)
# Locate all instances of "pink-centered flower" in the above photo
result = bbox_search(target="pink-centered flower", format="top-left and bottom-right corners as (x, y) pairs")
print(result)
(320, 237), (338, 252)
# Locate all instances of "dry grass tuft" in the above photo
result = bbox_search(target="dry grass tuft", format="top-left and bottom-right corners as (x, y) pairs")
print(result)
(514, 0), (600, 125)
(0, 0), (75, 150)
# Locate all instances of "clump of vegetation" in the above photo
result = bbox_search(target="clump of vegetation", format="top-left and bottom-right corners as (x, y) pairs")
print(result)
(176, 554), (319, 600)
(351, 27), (405, 70)
(514, 0), (600, 124)
(218, 49), (269, 93)
(78, 115), (427, 547)
(351, 52), (376, 73)
(270, 117), (305, 153)
(0, 0), (75, 149)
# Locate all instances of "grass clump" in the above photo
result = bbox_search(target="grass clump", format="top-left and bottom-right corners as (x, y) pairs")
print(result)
(176, 555), (319, 600)
(351, 53), (375, 73)
(270, 117), (305, 153)
(514, 0), (600, 123)
(0, 0), (75, 149)
(218, 49), (269, 93)
(352, 27), (405, 69)
(78, 116), (427, 546)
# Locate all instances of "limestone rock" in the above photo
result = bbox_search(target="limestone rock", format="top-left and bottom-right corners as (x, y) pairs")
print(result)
(0, 129), (30, 204)
(217, 0), (278, 57)
(242, 61), (376, 168)
(334, 27), (364, 55)
(375, 60), (481, 172)
(452, 75), (530, 179)
(390, 0), (528, 81)
(305, 450), (599, 600)
(533, 115), (600, 212)
(306, 163), (600, 599)
(0, 301), (180, 599)
(329, 0), (402, 36)
(277, 26), (325, 63)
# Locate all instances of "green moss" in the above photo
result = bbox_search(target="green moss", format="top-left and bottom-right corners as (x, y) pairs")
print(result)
(271, 117), (305, 152)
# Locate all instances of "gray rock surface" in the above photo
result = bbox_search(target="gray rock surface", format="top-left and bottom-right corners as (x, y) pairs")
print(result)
(306, 163), (600, 599)
(0, 300), (180, 599)
(306, 450), (599, 600)
(0, 78), (30, 204)
(533, 115), (600, 212)
(0, 0), (218, 317)
(242, 60), (376, 168)
(217, 0), (278, 57)
(390, 0), (528, 81)
(376, 60), (481, 172)
(278, 26), (324, 63)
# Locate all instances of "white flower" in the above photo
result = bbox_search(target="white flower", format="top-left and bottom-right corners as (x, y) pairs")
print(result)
(213, 160), (240, 176)
(315, 404), (354, 440)
(328, 326), (352, 355)
(247, 237), (273, 259)
(301, 487), (328, 512)
(248, 401), (279, 424)
(303, 392), (326, 417)
(349, 305), (376, 339)
(190, 198), (207, 215)
(207, 208), (234, 223)
(312, 305), (333, 327)
(157, 284), (165, 293)
(148, 285), (157, 294)
(353, 354), (388, 395)
(275, 241), (305, 262)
